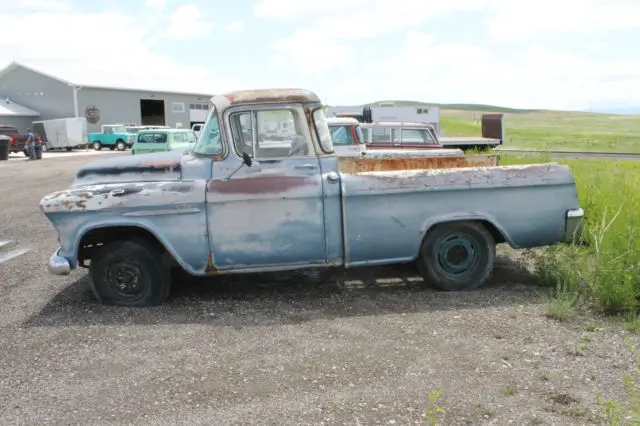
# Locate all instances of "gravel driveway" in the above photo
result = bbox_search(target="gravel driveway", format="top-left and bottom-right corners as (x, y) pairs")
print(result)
(0, 154), (636, 425)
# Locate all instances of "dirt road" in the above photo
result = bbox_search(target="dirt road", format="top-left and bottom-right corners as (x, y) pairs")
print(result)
(0, 154), (635, 425)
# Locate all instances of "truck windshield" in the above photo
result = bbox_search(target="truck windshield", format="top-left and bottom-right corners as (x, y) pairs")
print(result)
(192, 108), (224, 156)
(329, 125), (354, 146)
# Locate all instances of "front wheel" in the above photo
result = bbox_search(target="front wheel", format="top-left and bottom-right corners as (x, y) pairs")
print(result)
(90, 239), (171, 306)
(416, 221), (495, 291)
(116, 140), (126, 151)
(92, 141), (102, 151)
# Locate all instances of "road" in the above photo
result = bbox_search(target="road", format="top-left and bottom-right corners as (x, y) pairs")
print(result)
(0, 153), (635, 425)
(495, 148), (640, 161)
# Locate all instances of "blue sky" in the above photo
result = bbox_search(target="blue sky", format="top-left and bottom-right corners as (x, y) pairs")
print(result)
(0, 0), (639, 111)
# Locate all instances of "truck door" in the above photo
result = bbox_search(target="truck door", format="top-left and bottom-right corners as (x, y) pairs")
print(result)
(207, 104), (326, 271)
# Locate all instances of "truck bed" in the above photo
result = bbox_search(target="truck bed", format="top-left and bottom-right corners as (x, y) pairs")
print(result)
(338, 162), (579, 266)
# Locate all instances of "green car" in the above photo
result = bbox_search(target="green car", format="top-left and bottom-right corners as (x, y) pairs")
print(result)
(131, 128), (198, 155)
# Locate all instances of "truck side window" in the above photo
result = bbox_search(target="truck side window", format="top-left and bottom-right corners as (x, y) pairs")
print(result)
(401, 129), (428, 144)
(230, 108), (312, 159)
(229, 112), (254, 157)
(371, 127), (391, 143)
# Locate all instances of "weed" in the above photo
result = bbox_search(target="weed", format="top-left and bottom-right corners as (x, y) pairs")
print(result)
(502, 383), (517, 396)
(567, 338), (589, 357)
(594, 338), (640, 424)
(585, 320), (599, 332)
(623, 316), (640, 334)
(478, 406), (494, 418)
(536, 369), (551, 381)
(423, 388), (446, 425)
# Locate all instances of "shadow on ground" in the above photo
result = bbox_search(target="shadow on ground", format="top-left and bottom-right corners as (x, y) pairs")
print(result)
(25, 254), (547, 328)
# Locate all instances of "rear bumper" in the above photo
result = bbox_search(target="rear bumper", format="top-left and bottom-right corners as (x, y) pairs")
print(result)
(48, 248), (72, 275)
(564, 208), (585, 243)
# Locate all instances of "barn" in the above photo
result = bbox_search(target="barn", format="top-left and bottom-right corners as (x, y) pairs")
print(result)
(0, 62), (213, 134)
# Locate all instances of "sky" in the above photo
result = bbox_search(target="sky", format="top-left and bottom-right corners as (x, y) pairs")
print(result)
(0, 0), (639, 111)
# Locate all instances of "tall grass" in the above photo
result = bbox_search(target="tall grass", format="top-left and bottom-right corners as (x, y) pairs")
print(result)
(440, 111), (640, 153)
(501, 154), (640, 314)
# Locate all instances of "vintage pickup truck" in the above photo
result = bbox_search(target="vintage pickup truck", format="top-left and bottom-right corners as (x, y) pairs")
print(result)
(40, 88), (584, 307)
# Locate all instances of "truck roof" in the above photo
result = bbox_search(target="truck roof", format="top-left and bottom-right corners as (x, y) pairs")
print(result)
(326, 116), (359, 125)
(360, 121), (435, 128)
(212, 88), (322, 110)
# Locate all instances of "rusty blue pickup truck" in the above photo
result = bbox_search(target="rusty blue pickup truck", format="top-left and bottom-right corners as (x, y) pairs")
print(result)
(40, 88), (584, 307)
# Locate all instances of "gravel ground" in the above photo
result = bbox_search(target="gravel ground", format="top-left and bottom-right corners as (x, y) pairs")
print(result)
(0, 154), (637, 425)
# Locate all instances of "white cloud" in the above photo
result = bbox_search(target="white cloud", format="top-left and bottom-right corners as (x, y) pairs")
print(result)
(162, 4), (214, 40)
(145, 0), (169, 9)
(0, 8), (240, 94)
(484, 0), (640, 41)
(255, 0), (485, 41)
(227, 21), (244, 33)
(0, 0), (72, 12)
(253, 0), (640, 109)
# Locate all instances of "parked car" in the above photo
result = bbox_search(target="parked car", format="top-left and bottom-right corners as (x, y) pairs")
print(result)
(130, 128), (198, 155)
(88, 124), (136, 151)
(40, 88), (584, 307)
(0, 125), (42, 155)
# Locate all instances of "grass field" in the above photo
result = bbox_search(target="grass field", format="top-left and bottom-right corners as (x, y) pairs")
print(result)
(499, 152), (640, 316)
(440, 109), (640, 153)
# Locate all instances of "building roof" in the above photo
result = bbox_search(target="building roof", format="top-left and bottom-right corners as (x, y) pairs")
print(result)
(0, 61), (214, 98)
(0, 98), (40, 117)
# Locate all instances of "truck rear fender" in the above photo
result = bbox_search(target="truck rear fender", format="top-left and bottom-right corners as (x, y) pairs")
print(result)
(416, 213), (513, 259)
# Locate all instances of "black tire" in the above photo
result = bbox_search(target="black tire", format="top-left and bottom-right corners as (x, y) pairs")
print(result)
(93, 141), (102, 151)
(116, 140), (126, 151)
(89, 239), (171, 306)
(65, 146), (72, 151)
(416, 221), (495, 291)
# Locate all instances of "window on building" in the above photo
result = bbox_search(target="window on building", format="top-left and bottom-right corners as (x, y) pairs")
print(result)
(172, 102), (185, 113)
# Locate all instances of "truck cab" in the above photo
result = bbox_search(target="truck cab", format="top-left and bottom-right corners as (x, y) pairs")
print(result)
(326, 116), (366, 156)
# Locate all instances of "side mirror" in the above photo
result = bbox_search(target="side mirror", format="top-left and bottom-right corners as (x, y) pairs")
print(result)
(242, 151), (252, 167)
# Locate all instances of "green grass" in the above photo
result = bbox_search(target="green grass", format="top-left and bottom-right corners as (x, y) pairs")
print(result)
(441, 110), (640, 153)
(500, 153), (640, 314)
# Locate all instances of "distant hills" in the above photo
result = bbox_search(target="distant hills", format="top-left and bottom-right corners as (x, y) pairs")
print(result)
(361, 100), (640, 115)
(366, 100), (543, 113)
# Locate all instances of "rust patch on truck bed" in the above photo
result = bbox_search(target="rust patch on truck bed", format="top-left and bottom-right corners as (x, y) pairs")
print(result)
(338, 154), (499, 174)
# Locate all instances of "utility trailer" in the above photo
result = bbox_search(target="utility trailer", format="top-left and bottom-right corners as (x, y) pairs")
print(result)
(32, 117), (88, 151)
(325, 105), (505, 150)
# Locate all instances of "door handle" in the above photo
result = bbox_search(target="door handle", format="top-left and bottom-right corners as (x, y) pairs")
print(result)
(326, 171), (339, 183)
(294, 164), (317, 170)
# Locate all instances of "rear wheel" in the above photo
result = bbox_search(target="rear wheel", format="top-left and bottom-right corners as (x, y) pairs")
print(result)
(416, 221), (495, 291)
(89, 239), (171, 306)
(92, 141), (102, 151)
(116, 140), (126, 151)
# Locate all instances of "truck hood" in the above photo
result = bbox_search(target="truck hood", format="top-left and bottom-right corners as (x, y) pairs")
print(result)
(71, 150), (185, 187)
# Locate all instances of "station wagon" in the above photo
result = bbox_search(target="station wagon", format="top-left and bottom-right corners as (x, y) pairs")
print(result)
(131, 128), (197, 155)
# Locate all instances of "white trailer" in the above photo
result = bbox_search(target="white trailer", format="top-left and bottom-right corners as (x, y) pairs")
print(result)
(32, 117), (88, 151)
